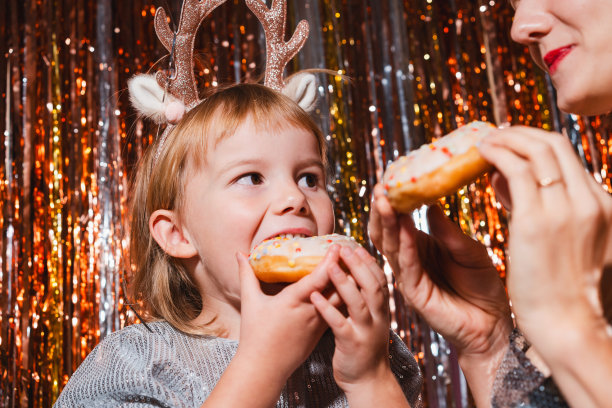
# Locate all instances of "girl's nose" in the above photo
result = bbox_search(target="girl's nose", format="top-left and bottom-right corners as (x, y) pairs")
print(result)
(275, 182), (309, 216)
(510, 1), (554, 45)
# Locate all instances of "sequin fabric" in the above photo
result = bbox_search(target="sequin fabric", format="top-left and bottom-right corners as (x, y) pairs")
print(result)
(491, 329), (569, 408)
(53, 321), (422, 407)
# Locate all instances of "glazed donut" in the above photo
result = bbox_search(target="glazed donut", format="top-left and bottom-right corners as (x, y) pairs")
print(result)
(248, 234), (361, 283)
(383, 121), (496, 213)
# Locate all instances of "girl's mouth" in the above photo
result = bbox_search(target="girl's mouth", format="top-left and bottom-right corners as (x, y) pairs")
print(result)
(543, 45), (574, 75)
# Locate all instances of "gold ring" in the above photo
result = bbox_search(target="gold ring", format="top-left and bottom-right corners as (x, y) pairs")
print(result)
(537, 176), (563, 188)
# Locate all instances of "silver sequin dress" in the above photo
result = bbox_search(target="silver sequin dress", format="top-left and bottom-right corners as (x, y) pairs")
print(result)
(54, 321), (423, 407)
(491, 329), (570, 408)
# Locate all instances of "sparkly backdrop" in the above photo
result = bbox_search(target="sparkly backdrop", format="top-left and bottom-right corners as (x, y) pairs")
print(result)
(1, 0), (610, 407)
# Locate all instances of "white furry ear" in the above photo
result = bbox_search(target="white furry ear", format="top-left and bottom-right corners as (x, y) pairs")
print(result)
(128, 74), (184, 124)
(282, 72), (318, 112)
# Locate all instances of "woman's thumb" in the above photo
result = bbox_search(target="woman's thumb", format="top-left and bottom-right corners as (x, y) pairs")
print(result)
(426, 205), (481, 253)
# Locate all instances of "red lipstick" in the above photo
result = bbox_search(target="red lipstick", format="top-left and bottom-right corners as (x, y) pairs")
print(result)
(543, 46), (574, 75)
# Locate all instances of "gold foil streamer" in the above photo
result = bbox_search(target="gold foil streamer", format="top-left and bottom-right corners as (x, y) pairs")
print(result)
(47, 28), (64, 402)
(1, 1), (611, 407)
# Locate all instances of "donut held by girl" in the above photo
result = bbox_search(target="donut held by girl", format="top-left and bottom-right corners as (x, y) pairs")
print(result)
(249, 234), (362, 283)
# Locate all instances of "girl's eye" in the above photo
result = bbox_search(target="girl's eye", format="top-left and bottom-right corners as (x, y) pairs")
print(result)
(236, 173), (263, 185)
(298, 173), (318, 188)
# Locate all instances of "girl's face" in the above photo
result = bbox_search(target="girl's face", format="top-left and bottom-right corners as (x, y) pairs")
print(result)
(511, 0), (612, 115)
(181, 116), (334, 309)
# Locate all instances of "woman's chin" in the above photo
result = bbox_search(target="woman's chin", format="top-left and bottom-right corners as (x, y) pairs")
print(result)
(556, 89), (612, 116)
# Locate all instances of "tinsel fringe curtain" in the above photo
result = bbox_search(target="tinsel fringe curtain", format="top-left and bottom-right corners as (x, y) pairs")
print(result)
(1, 0), (610, 407)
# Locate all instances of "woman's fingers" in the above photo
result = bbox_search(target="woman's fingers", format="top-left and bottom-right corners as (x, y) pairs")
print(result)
(490, 170), (512, 210)
(394, 215), (427, 297)
(478, 137), (542, 217)
(371, 184), (401, 257)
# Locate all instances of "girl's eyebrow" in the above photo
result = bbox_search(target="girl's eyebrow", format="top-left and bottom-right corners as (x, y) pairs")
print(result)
(216, 158), (264, 175)
(216, 157), (325, 176)
(297, 158), (326, 171)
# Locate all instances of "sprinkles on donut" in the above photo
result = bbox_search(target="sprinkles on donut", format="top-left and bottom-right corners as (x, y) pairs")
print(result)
(249, 234), (361, 283)
(383, 121), (496, 213)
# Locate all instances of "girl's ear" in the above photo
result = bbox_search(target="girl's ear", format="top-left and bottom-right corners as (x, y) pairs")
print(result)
(149, 209), (198, 259)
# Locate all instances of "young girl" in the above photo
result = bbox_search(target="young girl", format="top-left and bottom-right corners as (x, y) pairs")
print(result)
(54, 83), (422, 407)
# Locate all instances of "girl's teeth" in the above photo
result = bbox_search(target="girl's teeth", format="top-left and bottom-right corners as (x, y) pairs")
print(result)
(277, 233), (306, 239)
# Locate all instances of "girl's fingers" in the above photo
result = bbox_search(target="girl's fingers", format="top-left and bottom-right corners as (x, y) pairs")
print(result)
(340, 248), (382, 290)
(236, 252), (262, 303)
(328, 263), (371, 322)
(342, 247), (389, 314)
(310, 291), (349, 336)
(290, 244), (340, 299)
(354, 247), (388, 291)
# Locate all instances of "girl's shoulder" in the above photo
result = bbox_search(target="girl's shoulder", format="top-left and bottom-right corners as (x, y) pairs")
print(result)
(54, 321), (238, 407)
(99, 320), (237, 351)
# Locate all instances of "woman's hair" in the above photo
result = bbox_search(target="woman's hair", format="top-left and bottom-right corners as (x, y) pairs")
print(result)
(128, 83), (326, 334)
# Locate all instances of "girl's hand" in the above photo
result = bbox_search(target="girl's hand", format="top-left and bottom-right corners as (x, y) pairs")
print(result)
(310, 246), (410, 408)
(368, 186), (513, 407)
(478, 127), (612, 345)
(235, 246), (341, 385)
(203, 248), (342, 408)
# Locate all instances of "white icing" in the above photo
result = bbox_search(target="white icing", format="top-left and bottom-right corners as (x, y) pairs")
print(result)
(383, 121), (494, 189)
(249, 233), (360, 266)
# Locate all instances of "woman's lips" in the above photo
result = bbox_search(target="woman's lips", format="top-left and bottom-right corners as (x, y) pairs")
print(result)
(543, 46), (574, 75)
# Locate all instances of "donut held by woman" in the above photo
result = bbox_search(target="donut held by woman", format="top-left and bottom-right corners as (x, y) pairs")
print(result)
(383, 121), (496, 213)
(248, 234), (361, 283)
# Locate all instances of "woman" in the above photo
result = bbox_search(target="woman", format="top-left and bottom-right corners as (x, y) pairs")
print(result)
(369, 0), (612, 406)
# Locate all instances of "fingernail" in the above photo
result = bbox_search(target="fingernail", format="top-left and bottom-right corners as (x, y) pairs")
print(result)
(355, 246), (370, 260)
(497, 122), (511, 129)
(310, 291), (324, 304)
(340, 246), (353, 258)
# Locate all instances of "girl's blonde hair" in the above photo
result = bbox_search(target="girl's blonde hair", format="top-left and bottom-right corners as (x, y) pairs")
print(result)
(128, 83), (326, 334)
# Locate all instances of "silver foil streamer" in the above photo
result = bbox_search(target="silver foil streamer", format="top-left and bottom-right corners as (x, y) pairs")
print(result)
(94, 0), (124, 340)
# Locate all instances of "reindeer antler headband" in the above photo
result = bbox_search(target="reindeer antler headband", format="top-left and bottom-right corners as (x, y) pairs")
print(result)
(128, 0), (318, 163)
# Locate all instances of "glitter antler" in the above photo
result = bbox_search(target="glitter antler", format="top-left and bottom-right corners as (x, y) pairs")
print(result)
(154, 0), (228, 109)
(245, 0), (310, 91)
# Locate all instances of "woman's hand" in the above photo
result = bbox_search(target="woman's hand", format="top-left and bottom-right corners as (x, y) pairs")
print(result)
(478, 126), (612, 408)
(478, 127), (612, 344)
(368, 186), (513, 406)
(310, 246), (411, 408)
(369, 185), (512, 355)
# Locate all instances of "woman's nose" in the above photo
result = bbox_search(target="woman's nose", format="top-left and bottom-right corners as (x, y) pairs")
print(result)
(510, 1), (554, 45)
